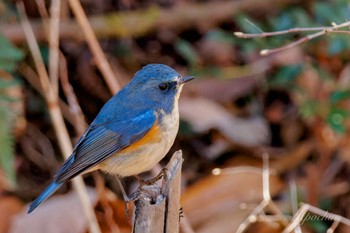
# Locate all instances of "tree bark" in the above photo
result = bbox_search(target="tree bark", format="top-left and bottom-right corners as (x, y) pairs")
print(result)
(132, 150), (183, 233)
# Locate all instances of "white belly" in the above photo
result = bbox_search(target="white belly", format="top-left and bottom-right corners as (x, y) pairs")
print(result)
(99, 107), (179, 177)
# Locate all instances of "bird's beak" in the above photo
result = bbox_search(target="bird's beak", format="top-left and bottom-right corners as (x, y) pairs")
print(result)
(179, 76), (195, 85)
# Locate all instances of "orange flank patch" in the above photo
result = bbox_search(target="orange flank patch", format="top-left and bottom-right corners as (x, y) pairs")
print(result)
(121, 120), (161, 153)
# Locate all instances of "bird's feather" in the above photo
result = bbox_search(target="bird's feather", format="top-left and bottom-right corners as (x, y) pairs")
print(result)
(28, 180), (63, 213)
(55, 110), (157, 183)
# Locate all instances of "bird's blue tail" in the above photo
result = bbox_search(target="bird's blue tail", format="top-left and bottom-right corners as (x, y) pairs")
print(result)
(28, 180), (63, 213)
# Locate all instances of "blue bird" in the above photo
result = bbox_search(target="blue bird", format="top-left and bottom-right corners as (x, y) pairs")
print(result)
(28, 64), (194, 213)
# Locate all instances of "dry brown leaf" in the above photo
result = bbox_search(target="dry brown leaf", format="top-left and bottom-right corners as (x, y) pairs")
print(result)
(0, 195), (24, 233)
(96, 188), (132, 233)
(9, 188), (98, 233)
(243, 221), (285, 233)
(193, 209), (251, 233)
(184, 76), (257, 104)
(181, 164), (284, 232)
(179, 97), (270, 146)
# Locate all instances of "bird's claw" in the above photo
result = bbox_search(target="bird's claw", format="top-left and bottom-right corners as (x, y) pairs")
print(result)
(136, 168), (167, 188)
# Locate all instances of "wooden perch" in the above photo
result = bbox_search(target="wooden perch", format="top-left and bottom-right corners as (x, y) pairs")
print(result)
(2, 0), (299, 43)
(132, 150), (183, 233)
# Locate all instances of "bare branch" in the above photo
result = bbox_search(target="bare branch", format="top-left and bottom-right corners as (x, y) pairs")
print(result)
(17, 2), (101, 233)
(283, 203), (350, 233)
(67, 0), (121, 94)
(234, 20), (350, 55)
(132, 151), (194, 233)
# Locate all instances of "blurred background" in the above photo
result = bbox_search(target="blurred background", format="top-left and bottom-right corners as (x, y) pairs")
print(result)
(1, 0), (350, 232)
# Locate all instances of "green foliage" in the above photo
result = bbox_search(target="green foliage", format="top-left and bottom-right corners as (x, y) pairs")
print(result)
(235, 0), (350, 136)
(269, 64), (303, 87)
(327, 35), (350, 55)
(175, 39), (199, 66)
(205, 29), (235, 44)
(327, 107), (350, 133)
(0, 77), (22, 188)
(329, 90), (350, 103)
(235, 1), (350, 57)
(0, 34), (24, 72)
(0, 106), (16, 187)
(299, 100), (319, 119)
(0, 34), (24, 188)
(306, 219), (329, 233)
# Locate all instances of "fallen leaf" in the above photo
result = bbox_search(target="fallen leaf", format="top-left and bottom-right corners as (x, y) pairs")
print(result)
(179, 97), (270, 146)
(0, 195), (24, 233)
(9, 188), (98, 233)
(181, 164), (284, 232)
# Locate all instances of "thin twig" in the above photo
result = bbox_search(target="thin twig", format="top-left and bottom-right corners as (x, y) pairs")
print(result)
(262, 152), (270, 201)
(234, 20), (350, 55)
(283, 203), (350, 233)
(17, 3), (101, 233)
(19, 63), (82, 127)
(212, 166), (277, 176)
(67, 0), (120, 94)
(289, 180), (302, 233)
(260, 30), (324, 55)
(49, 0), (60, 96)
(236, 153), (288, 233)
(59, 52), (87, 135)
(328, 220), (340, 233)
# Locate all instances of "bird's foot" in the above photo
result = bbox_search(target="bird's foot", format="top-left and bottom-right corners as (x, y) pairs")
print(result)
(135, 168), (167, 188)
(114, 176), (135, 218)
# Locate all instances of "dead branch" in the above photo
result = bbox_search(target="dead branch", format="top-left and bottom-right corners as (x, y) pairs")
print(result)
(283, 203), (350, 233)
(132, 150), (192, 233)
(236, 153), (288, 233)
(67, 0), (120, 94)
(234, 20), (350, 55)
(17, 2), (101, 233)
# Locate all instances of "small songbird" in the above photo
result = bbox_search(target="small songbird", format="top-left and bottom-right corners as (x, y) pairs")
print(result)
(28, 64), (194, 213)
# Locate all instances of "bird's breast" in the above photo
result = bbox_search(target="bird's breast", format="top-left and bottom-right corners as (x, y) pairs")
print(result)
(99, 108), (179, 177)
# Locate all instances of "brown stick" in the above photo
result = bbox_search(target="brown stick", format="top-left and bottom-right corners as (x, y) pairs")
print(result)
(67, 0), (121, 94)
(17, 2), (101, 233)
(133, 151), (189, 233)
(234, 20), (350, 55)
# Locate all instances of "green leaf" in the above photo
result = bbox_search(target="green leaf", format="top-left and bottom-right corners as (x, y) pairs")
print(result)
(235, 14), (264, 34)
(306, 219), (329, 233)
(327, 36), (347, 55)
(0, 34), (24, 72)
(175, 39), (198, 66)
(0, 77), (21, 89)
(39, 45), (49, 66)
(314, 2), (342, 24)
(299, 100), (319, 118)
(190, 66), (222, 78)
(206, 29), (235, 44)
(273, 12), (293, 31)
(0, 107), (16, 187)
(291, 8), (313, 28)
(269, 64), (303, 87)
(330, 90), (350, 102)
(327, 108), (350, 133)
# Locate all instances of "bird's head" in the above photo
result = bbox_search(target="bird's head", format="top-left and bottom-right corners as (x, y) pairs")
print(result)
(127, 64), (194, 113)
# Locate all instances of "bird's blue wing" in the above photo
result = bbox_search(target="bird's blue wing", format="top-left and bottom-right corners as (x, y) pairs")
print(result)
(55, 110), (157, 183)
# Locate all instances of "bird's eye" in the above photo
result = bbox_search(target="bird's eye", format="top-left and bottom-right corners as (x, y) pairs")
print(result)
(158, 83), (168, 91)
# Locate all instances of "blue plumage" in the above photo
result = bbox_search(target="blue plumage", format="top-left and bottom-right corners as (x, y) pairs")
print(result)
(28, 180), (63, 213)
(28, 64), (194, 213)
